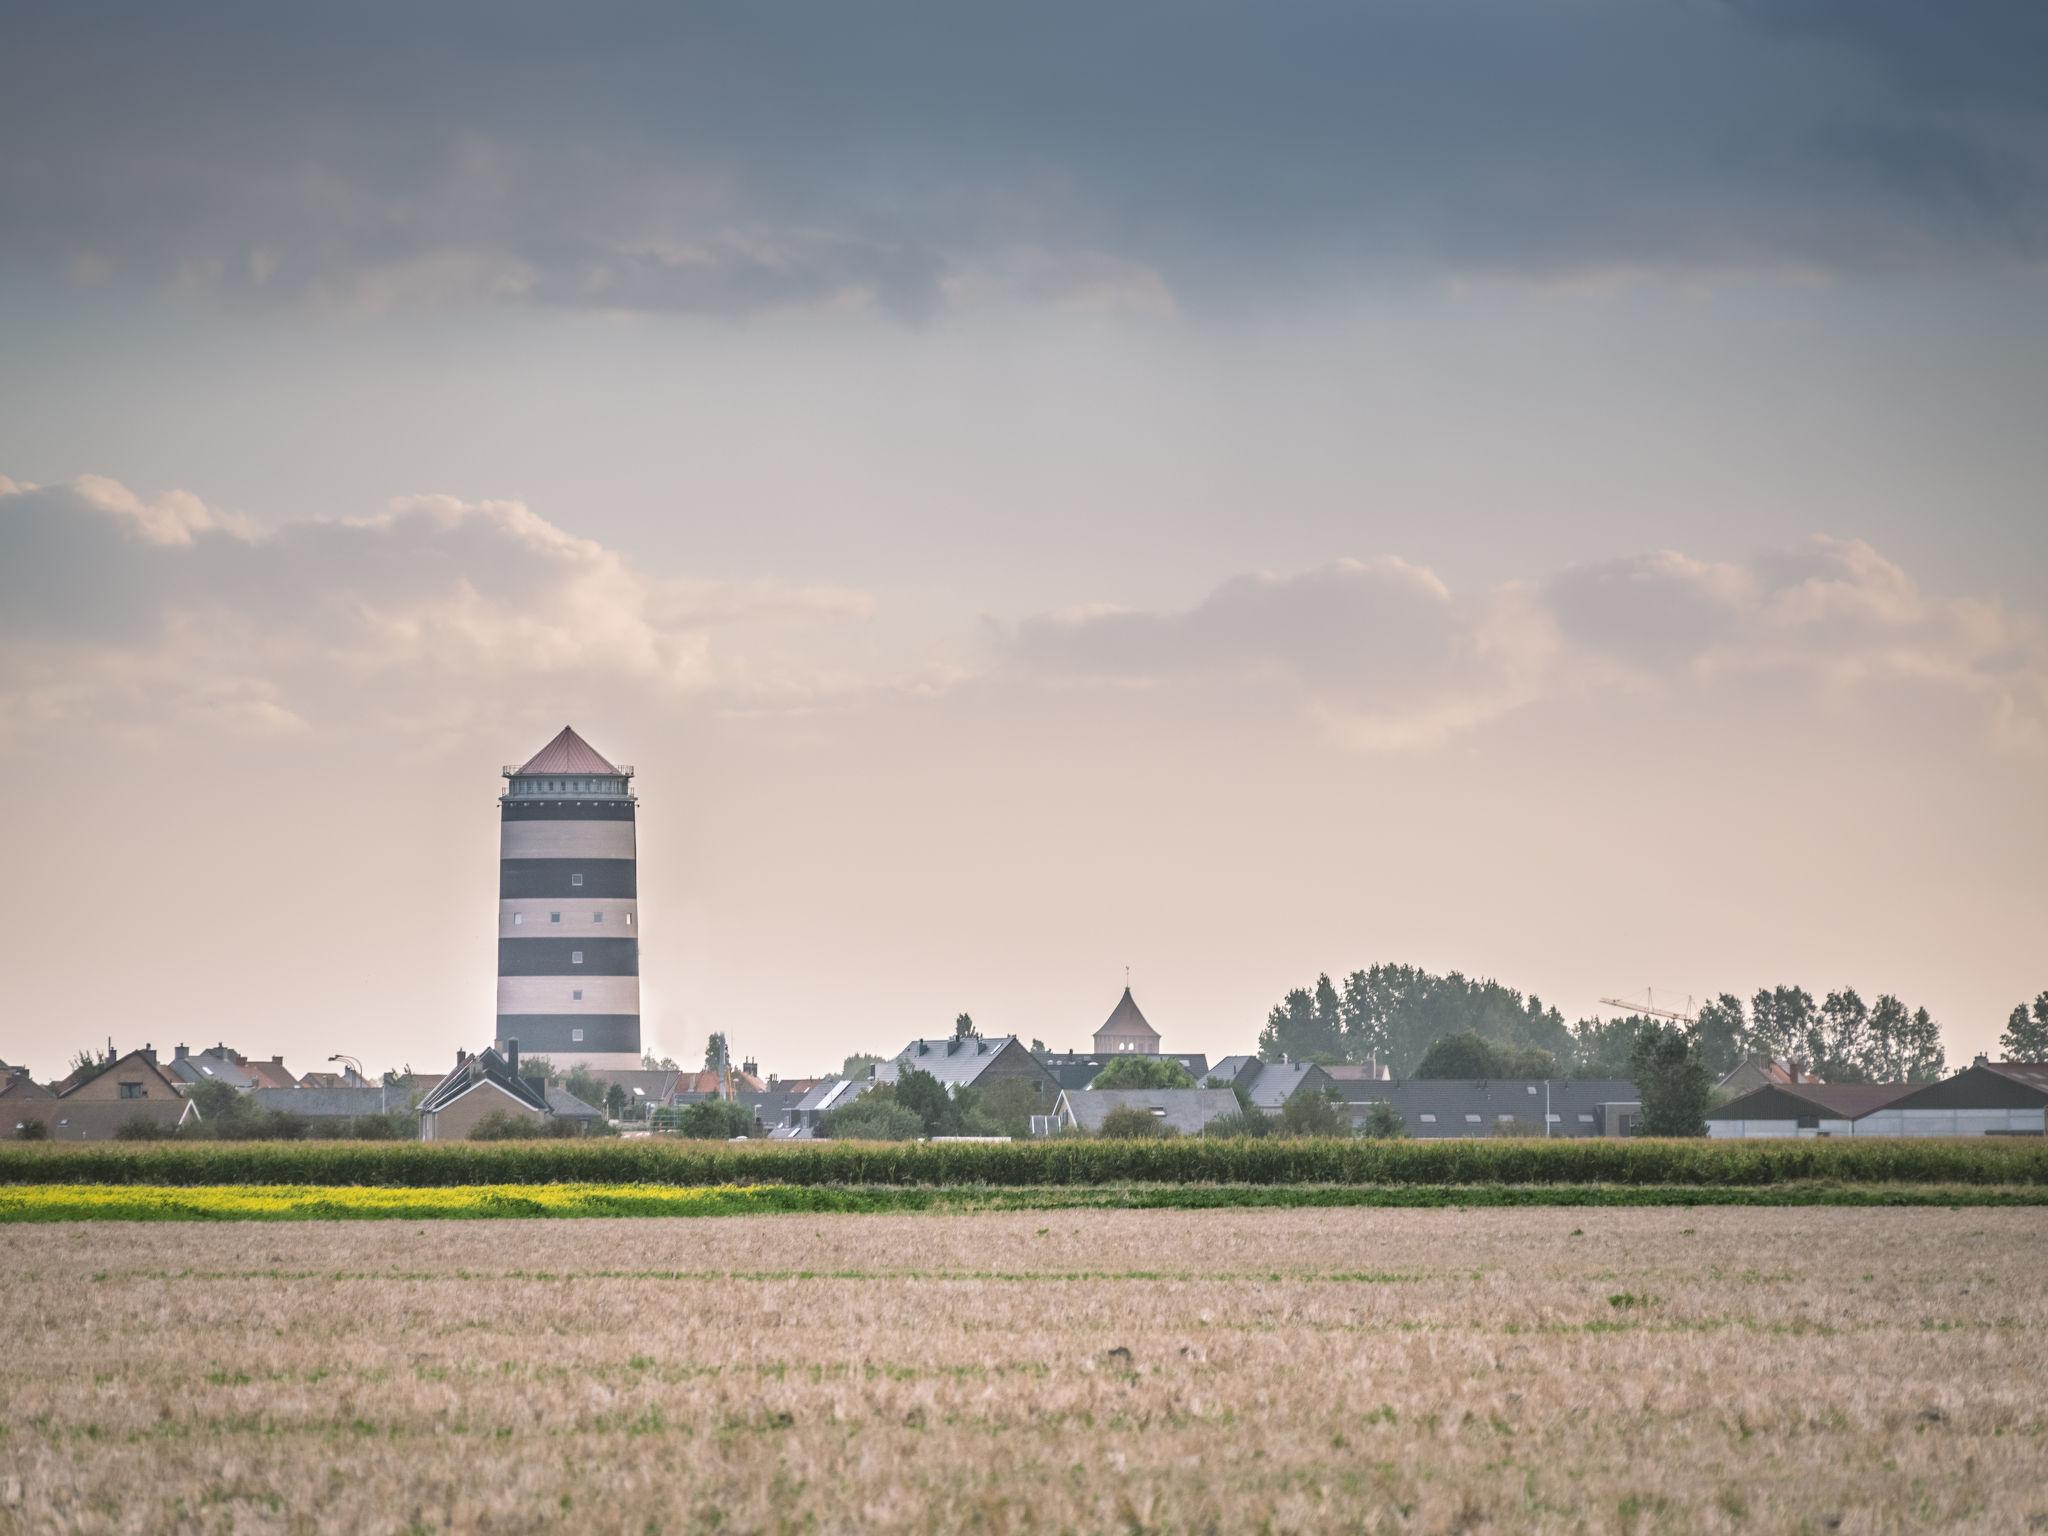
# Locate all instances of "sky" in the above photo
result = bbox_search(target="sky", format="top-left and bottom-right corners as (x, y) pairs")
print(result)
(1, 0), (2045, 1079)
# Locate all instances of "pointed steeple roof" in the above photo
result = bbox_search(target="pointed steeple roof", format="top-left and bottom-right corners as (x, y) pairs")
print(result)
(515, 726), (618, 776)
(1098, 986), (1160, 1040)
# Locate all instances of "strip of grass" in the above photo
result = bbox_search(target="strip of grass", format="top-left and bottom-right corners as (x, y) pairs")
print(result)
(2, 1181), (2043, 1222)
(4, 1135), (2044, 1189)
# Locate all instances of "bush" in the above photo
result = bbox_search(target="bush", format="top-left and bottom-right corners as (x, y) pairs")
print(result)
(671, 1098), (757, 1140)
(818, 1100), (924, 1141)
(1090, 1057), (1196, 1090)
(1097, 1105), (1175, 1139)
(468, 1110), (547, 1141)
(113, 1116), (171, 1141)
(3, 1136), (2045, 1190)
(1275, 1090), (1350, 1138)
(14, 1119), (48, 1142)
(1358, 1102), (1406, 1139)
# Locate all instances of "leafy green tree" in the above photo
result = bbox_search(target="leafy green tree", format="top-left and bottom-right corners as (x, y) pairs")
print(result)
(1569, 1015), (1648, 1079)
(564, 1065), (607, 1109)
(519, 1055), (562, 1087)
(1097, 1105), (1172, 1139)
(703, 1033), (729, 1072)
(891, 1066), (952, 1135)
(1090, 1056), (1195, 1090)
(839, 1053), (883, 1080)
(1630, 1024), (1712, 1137)
(2000, 991), (2048, 1060)
(641, 1053), (679, 1071)
(1275, 1088), (1349, 1138)
(1816, 988), (1872, 1082)
(953, 1013), (979, 1040)
(1749, 986), (1817, 1068)
(1412, 1032), (1499, 1078)
(14, 1118), (48, 1141)
(605, 1083), (629, 1119)
(1358, 1102), (1406, 1139)
(674, 1098), (755, 1139)
(975, 1077), (1045, 1137)
(1691, 994), (1747, 1077)
(1029, 1038), (1049, 1058)
(1865, 994), (1945, 1083)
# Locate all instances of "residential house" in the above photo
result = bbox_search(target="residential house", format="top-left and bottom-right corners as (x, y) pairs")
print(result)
(0, 1063), (51, 1102)
(1715, 1057), (1817, 1097)
(1205, 1056), (1337, 1111)
(243, 1056), (299, 1090)
(875, 1036), (1059, 1104)
(1043, 1087), (1240, 1137)
(574, 1068), (682, 1118)
(773, 1078), (872, 1138)
(416, 1045), (553, 1140)
(166, 1044), (260, 1092)
(544, 1085), (607, 1129)
(55, 1047), (185, 1106)
(1345, 1078), (1643, 1138)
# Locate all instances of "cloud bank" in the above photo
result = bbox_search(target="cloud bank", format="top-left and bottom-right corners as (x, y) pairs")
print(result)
(4, 3), (2046, 321)
(1011, 541), (2048, 753)
(0, 475), (876, 744)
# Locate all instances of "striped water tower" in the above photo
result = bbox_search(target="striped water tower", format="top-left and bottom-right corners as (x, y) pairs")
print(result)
(495, 727), (642, 1070)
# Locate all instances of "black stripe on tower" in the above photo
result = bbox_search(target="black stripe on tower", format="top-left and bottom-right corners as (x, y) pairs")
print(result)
(499, 859), (637, 898)
(494, 1016), (641, 1053)
(497, 938), (639, 976)
(501, 800), (638, 822)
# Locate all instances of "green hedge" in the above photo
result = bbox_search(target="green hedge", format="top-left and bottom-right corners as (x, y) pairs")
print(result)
(1, 1136), (2042, 1189)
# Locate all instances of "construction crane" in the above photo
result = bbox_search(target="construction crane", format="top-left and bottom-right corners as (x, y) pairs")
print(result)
(1598, 989), (1696, 1025)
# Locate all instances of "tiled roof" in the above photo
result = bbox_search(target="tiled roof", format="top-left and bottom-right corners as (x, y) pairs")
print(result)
(1985, 1061), (2048, 1092)
(1706, 1082), (1910, 1120)
(248, 1087), (396, 1119)
(515, 726), (619, 776)
(876, 1036), (1052, 1091)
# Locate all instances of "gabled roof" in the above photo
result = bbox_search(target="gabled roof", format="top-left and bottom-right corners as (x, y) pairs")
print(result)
(515, 726), (619, 777)
(168, 1051), (258, 1090)
(876, 1036), (1053, 1092)
(417, 1048), (550, 1116)
(1096, 987), (1161, 1041)
(1872, 1062), (2048, 1113)
(1707, 1082), (1911, 1121)
(1983, 1061), (2048, 1093)
(545, 1085), (605, 1120)
(58, 1049), (186, 1099)
(1057, 1088), (1240, 1136)
(1240, 1060), (1332, 1110)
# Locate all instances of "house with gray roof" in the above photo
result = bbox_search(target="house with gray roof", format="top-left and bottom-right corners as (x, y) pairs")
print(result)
(772, 1077), (872, 1138)
(1047, 1088), (1240, 1137)
(1201, 1056), (1337, 1110)
(875, 1035), (1058, 1100)
(417, 1043), (554, 1140)
(166, 1044), (259, 1091)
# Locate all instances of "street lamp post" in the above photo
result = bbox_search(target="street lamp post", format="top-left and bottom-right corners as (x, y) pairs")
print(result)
(330, 1054), (384, 1114)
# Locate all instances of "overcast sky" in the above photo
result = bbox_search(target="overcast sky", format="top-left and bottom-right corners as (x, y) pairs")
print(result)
(2, 1), (2044, 1078)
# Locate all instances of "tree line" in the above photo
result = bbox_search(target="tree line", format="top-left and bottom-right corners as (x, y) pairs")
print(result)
(1258, 964), (1959, 1084)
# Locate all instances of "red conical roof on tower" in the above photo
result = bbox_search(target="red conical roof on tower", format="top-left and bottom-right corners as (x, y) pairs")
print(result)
(516, 726), (619, 776)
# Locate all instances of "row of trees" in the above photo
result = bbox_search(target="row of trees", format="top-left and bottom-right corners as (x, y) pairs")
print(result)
(1257, 966), (1953, 1084)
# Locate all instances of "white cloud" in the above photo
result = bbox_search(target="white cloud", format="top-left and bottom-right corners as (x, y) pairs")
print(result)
(0, 475), (881, 743)
(1011, 538), (2048, 753)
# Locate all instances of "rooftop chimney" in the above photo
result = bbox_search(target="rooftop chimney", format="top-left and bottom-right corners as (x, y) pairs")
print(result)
(506, 1039), (520, 1077)
(174, 1044), (189, 1061)
(1974, 1053), (1989, 1069)
(742, 1058), (758, 1078)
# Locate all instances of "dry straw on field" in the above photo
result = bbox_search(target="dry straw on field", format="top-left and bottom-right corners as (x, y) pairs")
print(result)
(3, 1207), (2046, 1534)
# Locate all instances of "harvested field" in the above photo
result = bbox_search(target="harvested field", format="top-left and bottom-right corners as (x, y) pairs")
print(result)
(3, 1207), (2044, 1534)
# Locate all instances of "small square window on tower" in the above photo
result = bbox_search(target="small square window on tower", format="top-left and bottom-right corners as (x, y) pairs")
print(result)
(550, 912), (561, 923)
(593, 911), (604, 924)
(572, 1028), (585, 1043)
(513, 913), (523, 926)
(625, 912), (633, 925)
(572, 989), (583, 1001)
(571, 950), (584, 965)
(571, 872), (585, 887)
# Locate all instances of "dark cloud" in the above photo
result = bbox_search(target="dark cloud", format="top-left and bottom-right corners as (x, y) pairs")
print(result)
(3, 2), (2044, 317)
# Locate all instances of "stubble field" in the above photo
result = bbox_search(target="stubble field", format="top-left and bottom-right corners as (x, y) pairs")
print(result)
(3, 1207), (2043, 1535)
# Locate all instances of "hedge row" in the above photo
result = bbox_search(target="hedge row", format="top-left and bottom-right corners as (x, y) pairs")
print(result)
(2, 1135), (2042, 1188)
